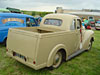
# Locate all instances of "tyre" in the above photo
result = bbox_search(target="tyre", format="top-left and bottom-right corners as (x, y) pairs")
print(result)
(3, 38), (7, 46)
(87, 40), (92, 51)
(50, 51), (63, 69)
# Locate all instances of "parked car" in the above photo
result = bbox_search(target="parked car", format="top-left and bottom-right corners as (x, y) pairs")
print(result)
(7, 14), (94, 70)
(86, 25), (91, 29)
(88, 19), (95, 27)
(0, 13), (38, 45)
(95, 20), (100, 30)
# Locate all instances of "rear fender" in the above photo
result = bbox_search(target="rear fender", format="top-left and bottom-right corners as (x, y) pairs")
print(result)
(47, 44), (68, 67)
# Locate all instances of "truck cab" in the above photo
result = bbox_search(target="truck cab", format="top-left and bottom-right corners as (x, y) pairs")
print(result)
(0, 13), (38, 44)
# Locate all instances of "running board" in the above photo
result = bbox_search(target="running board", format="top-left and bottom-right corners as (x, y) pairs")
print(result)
(67, 49), (85, 61)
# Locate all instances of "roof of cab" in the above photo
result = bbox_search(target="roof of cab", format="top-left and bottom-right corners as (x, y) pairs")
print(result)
(0, 13), (33, 18)
(44, 14), (79, 19)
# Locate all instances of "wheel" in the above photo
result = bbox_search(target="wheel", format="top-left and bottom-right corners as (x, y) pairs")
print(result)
(87, 40), (92, 51)
(3, 38), (7, 46)
(51, 51), (63, 69)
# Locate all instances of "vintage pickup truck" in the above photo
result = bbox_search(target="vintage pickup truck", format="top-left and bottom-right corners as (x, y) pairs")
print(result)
(7, 14), (94, 70)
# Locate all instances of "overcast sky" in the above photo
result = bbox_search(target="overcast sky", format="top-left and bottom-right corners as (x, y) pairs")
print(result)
(0, 0), (100, 12)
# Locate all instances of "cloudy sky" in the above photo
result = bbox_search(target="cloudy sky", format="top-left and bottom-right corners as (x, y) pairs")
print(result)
(0, 0), (100, 12)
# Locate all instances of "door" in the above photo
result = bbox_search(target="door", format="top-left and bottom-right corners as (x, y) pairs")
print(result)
(76, 19), (82, 50)
(69, 19), (80, 54)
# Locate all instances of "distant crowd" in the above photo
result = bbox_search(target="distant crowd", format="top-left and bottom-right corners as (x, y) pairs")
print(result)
(81, 18), (100, 30)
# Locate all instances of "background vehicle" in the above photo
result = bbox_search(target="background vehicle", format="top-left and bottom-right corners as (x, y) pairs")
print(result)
(95, 20), (100, 30)
(35, 17), (42, 24)
(0, 8), (10, 13)
(7, 14), (94, 70)
(83, 19), (95, 29)
(0, 13), (38, 45)
(87, 25), (91, 29)
(88, 19), (95, 27)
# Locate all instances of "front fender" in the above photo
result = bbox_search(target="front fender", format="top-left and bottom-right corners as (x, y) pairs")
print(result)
(82, 30), (94, 49)
(47, 44), (68, 67)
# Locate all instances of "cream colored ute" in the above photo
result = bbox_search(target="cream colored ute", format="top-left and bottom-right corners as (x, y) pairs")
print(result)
(7, 14), (94, 70)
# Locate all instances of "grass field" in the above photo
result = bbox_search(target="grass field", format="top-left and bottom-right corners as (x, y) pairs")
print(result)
(0, 30), (100, 75)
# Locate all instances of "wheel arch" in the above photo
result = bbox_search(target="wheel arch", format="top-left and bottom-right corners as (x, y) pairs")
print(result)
(47, 44), (68, 67)
(91, 37), (94, 42)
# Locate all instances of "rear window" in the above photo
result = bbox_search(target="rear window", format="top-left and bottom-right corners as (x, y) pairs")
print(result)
(44, 19), (62, 26)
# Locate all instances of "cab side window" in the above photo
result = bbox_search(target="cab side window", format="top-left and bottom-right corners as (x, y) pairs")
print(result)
(70, 19), (76, 30)
(77, 19), (81, 29)
(26, 18), (36, 27)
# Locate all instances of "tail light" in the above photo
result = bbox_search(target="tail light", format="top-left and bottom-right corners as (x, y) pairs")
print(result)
(33, 61), (36, 64)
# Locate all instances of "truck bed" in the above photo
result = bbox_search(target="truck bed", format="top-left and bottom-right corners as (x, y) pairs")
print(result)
(15, 27), (62, 34)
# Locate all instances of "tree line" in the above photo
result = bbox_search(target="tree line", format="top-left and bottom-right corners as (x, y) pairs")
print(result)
(22, 10), (53, 17)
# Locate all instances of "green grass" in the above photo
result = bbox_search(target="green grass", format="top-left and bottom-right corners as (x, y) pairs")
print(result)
(0, 30), (100, 75)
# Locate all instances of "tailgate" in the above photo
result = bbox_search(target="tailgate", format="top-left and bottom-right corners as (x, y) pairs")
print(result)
(7, 28), (39, 60)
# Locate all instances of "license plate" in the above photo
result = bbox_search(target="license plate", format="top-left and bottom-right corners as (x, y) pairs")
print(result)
(13, 52), (26, 61)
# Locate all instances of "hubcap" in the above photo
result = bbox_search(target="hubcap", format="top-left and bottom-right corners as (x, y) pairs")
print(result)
(53, 52), (62, 68)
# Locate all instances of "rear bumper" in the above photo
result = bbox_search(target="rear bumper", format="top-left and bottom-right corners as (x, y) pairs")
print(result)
(6, 51), (46, 70)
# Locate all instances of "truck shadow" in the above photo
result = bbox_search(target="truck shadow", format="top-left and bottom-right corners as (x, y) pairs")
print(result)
(15, 50), (87, 72)
(15, 60), (50, 73)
